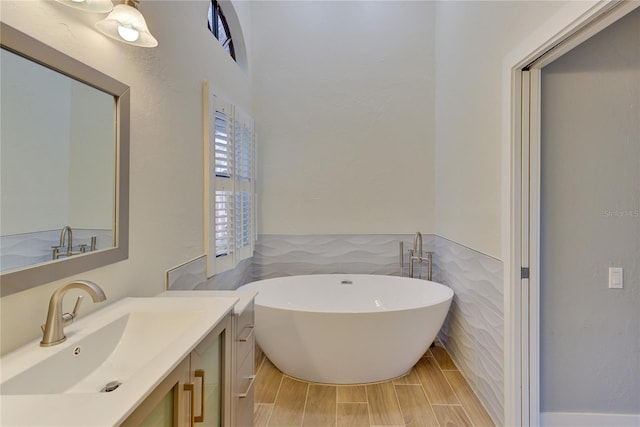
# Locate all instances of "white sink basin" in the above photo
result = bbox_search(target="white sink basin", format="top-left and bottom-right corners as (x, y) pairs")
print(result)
(0, 295), (238, 426)
(2, 310), (201, 395)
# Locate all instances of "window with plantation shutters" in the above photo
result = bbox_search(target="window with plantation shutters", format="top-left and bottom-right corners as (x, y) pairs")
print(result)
(203, 82), (256, 275)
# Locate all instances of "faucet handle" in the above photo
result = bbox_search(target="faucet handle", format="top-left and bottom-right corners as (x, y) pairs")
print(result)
(40, 295), (79, 331)
(71, 295), (84, 317)
(61, 295), (84, 325)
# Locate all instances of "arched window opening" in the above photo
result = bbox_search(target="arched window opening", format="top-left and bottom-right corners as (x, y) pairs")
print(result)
(208, 0), (235, 61)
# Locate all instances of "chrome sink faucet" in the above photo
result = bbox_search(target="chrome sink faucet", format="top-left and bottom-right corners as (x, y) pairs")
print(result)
(40, 280), (107, 347)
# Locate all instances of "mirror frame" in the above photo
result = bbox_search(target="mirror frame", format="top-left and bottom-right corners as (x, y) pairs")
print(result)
(0, 23), (130, 297)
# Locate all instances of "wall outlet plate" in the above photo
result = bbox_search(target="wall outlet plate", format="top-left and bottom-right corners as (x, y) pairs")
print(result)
(608, 267), (623, 289)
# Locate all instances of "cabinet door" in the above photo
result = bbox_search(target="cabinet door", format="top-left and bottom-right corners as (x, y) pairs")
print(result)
(121, 357), (191, 427)
(189, 313), (232, 427)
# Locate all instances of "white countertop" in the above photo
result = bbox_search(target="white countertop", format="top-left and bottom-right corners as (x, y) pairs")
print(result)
(158, 290), (258, 314)
(0, 295), (238, 426)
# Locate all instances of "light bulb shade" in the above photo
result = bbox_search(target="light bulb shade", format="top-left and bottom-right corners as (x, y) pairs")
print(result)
(95, 4), (158, 47)
(55, 0), (114, 13)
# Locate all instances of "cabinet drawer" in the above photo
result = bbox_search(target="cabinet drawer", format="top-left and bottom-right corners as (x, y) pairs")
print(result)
(235, 379), (255, 427)
(235, 302), (254, 375)
(236, 343), (254, 391)
(236, 326), (254, 372)
(235, 304), (254, 341)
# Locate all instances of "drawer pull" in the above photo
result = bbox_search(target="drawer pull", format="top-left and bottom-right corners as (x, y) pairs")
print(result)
(237, 375), (256, 398)
(194, 369), (205, 423)
(237, 325), (254, 342)
(184, 383), (195, 427)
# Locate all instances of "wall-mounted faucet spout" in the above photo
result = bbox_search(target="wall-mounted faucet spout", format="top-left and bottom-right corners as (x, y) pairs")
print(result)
(40, 280), (107, 347)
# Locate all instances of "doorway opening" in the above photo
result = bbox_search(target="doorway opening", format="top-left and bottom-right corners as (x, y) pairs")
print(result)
(505, 1), (640, 425)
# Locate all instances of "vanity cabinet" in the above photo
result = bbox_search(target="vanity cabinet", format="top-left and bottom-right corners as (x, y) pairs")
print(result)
(151, 290), (257, 426)
(122, 312), (232, 427)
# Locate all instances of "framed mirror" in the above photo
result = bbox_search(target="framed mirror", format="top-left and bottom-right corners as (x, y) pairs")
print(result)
(0, 23), (130, 297)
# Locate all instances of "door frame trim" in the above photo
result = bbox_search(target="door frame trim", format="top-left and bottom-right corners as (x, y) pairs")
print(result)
(502, 1), (639, 425)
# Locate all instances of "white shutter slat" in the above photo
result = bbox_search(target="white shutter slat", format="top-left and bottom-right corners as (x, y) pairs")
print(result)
(214, 190), (234, 257)
(214, 108), (233, 178)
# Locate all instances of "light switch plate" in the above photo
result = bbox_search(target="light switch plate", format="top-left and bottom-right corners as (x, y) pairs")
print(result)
(608, 267), (623, 289)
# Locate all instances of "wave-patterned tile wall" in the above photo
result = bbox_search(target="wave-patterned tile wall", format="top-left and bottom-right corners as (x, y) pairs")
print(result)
(253, 234), (433, 279)
(198, 257), (253, 290)
(434, 236), (504, 425)
(166, 255), (254, 291)
(166, 255), (207, 290)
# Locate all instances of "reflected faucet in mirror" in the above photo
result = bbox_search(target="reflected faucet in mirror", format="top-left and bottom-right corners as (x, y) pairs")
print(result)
(52, 226), (98, 260)
(40, 280), (107, 347)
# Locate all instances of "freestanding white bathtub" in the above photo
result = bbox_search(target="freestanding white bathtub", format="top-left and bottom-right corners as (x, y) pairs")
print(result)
(238, 274), (453, 384)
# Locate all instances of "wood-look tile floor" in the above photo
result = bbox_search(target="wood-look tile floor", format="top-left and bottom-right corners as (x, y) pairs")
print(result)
(253, 342), (495, 427)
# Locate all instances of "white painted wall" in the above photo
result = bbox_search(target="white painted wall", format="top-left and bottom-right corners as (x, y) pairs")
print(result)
(434, 0), (571, 259)
(0, 0), (251, 354)
(251, 1), (436, 235)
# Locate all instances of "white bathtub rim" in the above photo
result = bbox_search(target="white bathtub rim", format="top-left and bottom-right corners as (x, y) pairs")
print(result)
(240, 274), (454, 314)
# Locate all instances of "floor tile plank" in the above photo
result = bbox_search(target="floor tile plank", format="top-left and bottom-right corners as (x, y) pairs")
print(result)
(414, 357), (460, 405)
(337, 403), (369, 427)
(269, 377), (308, 426)
(255, 404), (274, 427)
(443, 370), (495, 426)
(337, 385), (368, 403)
(303, 384), (337, 426)
(431, 405), (472, 427)
(430, 345), (458, 371)
(393, 366), (422, 385)
(366, 382), (404, 425)
(394, 385), (438, 426)
(256, 358), (284, 404)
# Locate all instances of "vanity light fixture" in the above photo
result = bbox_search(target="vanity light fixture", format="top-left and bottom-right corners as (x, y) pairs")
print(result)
(95, 0), (158, 47)
(55, 0), (114, 13)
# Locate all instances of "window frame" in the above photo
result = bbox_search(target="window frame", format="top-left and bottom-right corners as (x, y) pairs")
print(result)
(208, 0), (236, 61)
